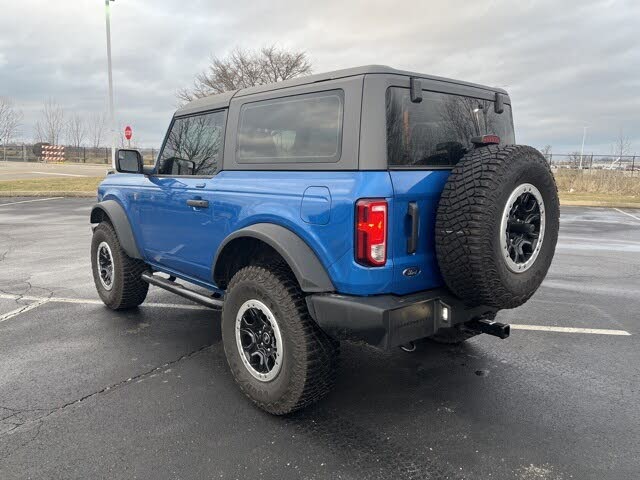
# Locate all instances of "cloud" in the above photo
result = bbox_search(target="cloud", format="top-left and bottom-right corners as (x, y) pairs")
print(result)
(0, 0), (638, 154)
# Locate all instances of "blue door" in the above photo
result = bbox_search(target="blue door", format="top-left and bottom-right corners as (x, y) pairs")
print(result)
(137, 110), (226, 285)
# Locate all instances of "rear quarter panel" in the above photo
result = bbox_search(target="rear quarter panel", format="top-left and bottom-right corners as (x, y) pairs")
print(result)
(211, 170), (395, 295)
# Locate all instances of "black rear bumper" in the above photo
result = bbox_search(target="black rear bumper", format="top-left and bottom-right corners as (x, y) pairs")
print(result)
(306, 289), (498, 350)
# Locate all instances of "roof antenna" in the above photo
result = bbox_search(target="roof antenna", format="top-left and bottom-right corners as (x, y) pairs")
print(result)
(410, 78), (422, 103)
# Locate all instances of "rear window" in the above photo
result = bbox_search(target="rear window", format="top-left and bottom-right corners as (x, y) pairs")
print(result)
(237, 90), (344, 163)
(386, 87), (515, 168)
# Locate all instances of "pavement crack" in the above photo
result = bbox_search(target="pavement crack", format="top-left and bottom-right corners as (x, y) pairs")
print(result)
(51, 343), (212, 412)
(0, 343), (213, 440)
(0, 421), (44, 461)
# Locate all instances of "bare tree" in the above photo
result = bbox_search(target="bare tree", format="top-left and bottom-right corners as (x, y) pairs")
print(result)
(612, 129), (632, 158)
(34, 99), (65, 145)
(88, 112), (107, 148)
(0, 97), (23, 160)
(177, 46), (312, 102)
(66, 113), (86, 160)
(568, 151), (582, 168)
(540, 145), (552, 162)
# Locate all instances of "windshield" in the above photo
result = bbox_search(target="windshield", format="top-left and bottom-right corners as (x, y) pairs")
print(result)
(386, 87), (515, 168)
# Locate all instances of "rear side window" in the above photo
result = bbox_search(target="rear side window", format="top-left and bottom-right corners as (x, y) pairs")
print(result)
(157, 110), (226, 176)
(237, 90), (344, 163)
(386, 87), (515, 168)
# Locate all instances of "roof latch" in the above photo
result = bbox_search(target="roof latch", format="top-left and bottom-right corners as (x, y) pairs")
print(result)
(410, 77), (422, 103)
(494, 92), (504, 114)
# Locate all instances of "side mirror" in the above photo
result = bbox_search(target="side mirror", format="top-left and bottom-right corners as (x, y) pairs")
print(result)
(115, 149), (143, 173)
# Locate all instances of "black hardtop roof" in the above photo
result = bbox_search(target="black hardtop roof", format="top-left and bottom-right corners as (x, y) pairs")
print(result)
(175, 65), (508, 116)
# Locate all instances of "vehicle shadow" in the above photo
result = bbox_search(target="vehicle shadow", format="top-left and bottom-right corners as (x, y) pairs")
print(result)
(280, 339), (522, 479)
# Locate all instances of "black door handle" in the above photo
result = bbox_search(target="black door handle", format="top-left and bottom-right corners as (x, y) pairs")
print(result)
(407, 202), (419, 254)
(187, 199), (209, 208)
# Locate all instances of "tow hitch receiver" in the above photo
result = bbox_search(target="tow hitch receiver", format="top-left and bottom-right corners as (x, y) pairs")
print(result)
(466, 318), (510, 339)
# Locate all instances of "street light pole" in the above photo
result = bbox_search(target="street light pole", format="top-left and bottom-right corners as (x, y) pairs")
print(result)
(104, 0), (116, 168)
(579, 126), (587, 169)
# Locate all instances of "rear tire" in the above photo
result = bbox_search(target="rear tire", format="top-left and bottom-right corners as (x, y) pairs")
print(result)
(91, 222), (149, 310)
(222, 265), (339, 415)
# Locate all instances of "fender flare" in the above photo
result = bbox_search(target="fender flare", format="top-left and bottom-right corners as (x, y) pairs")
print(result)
(90, 200), (142, 259)
(213, 223), (335, 293)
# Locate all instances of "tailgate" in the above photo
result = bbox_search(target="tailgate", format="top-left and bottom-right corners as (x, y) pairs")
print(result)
(389, 170), (450, 295)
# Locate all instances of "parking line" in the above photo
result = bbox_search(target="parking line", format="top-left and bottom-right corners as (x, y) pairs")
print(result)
(0, 294), (632, 334)
(0, 299), (50, 323)
(510, 324), (631, 336)
(0, 197), (64, 207)
(614, 208), (640, 223)
(0, 293), (207, 311)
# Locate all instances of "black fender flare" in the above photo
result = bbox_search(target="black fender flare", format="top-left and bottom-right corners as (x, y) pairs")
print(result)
(90, 200), (142, 259)
(213, 223), (335, 293)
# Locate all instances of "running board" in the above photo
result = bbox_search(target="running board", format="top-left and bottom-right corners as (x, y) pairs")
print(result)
(141, 272), (224, 310)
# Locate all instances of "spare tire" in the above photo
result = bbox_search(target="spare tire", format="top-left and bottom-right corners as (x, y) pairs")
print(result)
(435, 145), (559, 309)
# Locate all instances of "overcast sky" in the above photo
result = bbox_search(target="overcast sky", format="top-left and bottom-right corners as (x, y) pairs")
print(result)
(1, 0), (638, 154)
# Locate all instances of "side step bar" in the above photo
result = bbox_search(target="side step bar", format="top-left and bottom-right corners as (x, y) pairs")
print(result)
(141, 272), (224, 310)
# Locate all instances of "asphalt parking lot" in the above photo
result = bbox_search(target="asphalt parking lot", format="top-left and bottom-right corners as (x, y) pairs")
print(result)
(0, 198), (638, 480)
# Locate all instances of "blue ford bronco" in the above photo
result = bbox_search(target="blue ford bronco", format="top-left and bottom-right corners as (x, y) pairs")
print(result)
(90, 66), (559, 414)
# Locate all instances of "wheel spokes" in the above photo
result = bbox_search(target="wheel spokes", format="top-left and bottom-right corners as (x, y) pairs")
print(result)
(239, 306), (279, 375)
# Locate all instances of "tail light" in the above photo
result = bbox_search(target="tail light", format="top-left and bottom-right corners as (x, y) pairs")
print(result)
(471, 135), (501, 146)
(355, 199), (387, 267)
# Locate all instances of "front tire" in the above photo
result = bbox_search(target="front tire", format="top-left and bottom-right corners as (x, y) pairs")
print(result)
(91, 222), (149, 310)
(222, 265), (339, 415)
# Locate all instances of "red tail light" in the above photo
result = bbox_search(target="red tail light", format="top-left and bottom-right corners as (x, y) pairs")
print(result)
(471, 135), (501, 146)
(355, 199), (387, 267)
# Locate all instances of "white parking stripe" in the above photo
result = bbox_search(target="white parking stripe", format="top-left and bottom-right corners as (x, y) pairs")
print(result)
(0, 197), (65, 207)
(0, 293), (207, 311)
(0, 299), (50, 323)
(614, 208), (640, 223)
(510, 324), (631, 336)
(30, 171), (90, 177)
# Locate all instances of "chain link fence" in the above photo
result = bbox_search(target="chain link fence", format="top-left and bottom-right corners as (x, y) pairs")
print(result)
(1, 144), (637, 177)
(1, 144), (158, 165)
(545, 153), (637, 175)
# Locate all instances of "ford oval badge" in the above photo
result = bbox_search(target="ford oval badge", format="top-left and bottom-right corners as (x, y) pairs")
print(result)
(403, 266), (420, 277)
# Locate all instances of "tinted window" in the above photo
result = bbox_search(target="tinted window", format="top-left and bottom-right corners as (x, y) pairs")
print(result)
(386, 87), (515, 168)
(237, 90), (343, 163)
(157, 110), (225, 176)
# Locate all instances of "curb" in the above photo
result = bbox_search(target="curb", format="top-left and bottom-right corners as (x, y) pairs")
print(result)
(0, 191), (96, 198)
(559, 200), (640, 209)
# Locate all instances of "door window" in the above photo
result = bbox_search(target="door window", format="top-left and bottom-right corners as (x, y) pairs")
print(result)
(157, 110), (226, 176)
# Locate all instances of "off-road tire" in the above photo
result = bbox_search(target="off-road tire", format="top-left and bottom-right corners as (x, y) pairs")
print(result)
(435, 145), (559, 309)
(222, 265), (339, 415)
(91, 222), (149, 310)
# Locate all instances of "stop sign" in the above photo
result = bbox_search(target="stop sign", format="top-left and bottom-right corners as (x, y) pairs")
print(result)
(124, 126), (132, 140)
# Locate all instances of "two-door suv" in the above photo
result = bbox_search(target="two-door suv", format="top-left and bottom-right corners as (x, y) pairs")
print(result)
(91, 66), (559, 414)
